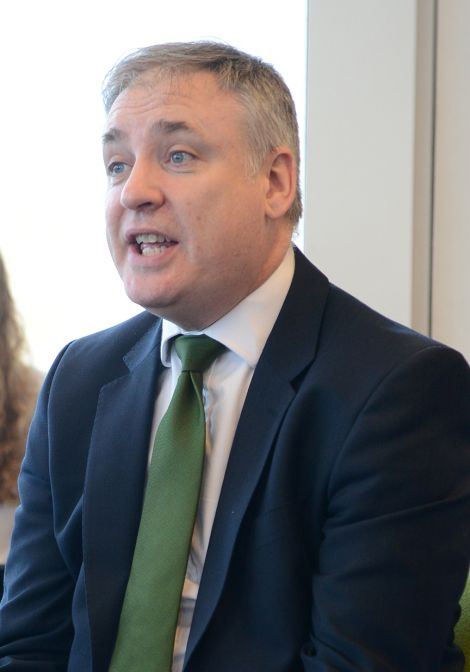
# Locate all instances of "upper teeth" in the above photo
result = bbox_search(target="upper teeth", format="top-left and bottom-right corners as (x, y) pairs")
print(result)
(135, 233), (170, 244)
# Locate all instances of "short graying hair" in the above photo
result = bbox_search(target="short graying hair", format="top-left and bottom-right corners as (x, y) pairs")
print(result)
(102, 41), (302, 224)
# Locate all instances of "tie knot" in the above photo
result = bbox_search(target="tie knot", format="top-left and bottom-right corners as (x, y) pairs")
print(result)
(174, 335), (225, 372)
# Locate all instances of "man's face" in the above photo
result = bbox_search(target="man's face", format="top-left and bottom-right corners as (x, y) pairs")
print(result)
(103, 71), (292, 329)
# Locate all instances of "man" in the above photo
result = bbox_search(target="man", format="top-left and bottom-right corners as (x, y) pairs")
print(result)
(0, 42), (469, 671)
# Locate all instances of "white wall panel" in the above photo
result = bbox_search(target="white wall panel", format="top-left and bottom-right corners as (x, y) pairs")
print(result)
(432, 0), (470, 361)
(305, 1), (418, 326)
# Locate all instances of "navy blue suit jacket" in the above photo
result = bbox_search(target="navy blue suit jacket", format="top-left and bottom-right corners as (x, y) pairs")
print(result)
(0, 249), (469, 671)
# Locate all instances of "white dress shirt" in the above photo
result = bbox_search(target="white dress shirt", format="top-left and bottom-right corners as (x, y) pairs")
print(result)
(0, 504), (16, 566)
(148, 245), (295, 671)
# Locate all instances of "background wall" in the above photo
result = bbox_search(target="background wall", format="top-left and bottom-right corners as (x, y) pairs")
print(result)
(304, 0), (469, 363)
(305, 0), (424, 328)
(432, 0), (470, 361)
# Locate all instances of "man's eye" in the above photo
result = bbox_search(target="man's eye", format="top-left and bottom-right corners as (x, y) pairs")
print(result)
(169, 151), (192, 165)
(108, 162), (126, 176)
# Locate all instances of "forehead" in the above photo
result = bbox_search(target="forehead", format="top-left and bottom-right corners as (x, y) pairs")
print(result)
(105, 71), (247, 140)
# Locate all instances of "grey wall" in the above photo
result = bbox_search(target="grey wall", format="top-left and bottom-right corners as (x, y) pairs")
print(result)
(304, 0), (469, 362)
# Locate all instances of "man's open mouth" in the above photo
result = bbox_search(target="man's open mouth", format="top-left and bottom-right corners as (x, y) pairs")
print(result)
(135, 233), (176, 256)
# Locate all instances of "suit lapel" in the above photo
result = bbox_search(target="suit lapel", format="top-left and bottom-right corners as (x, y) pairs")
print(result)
(185, 249), (330, 663)
(83, 319), (163, 671)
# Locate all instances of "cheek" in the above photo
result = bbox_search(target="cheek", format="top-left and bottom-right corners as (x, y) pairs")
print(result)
(104, 193), (121, 239)
(105, 192), (117, 225)
(105, 225), (115, 258)
(104, 207), (124, 267)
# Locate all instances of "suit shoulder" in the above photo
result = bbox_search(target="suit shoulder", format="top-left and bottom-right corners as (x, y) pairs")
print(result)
(316, 283), (470, 394)
(47, 311), (161, 386)
(273, 249), (469, 386)
(67, 310), (158, 354)
(326, 283), (439, 354)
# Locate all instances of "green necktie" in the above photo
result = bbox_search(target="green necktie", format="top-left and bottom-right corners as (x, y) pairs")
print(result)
(110, 334), (225, 672)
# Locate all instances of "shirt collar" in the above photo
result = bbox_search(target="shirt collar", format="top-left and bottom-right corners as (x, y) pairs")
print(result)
(160, 244), (295, 368)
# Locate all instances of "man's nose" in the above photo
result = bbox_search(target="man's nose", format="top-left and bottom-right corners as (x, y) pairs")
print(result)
(120, 160), (165, 211)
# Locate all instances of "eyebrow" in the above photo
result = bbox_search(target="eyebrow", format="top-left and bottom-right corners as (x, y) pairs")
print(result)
(102, 119), (197, 146)
(154, 119), (193, 135)
(102, 128), (124, 145)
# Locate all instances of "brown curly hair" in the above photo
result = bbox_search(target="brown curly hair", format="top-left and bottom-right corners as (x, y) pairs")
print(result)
(0, 253), (41, 502)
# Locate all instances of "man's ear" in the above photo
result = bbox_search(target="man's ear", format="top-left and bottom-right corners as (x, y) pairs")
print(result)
(263, 146), (297, 220)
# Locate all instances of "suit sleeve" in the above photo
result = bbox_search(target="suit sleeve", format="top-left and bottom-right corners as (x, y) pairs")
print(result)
(0, 349), (74, 671)
(302, 345), (470, 671)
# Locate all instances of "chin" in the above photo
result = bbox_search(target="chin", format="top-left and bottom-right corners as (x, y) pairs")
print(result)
(131, 294), (184, 323)
(123, 278), (169, 310)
